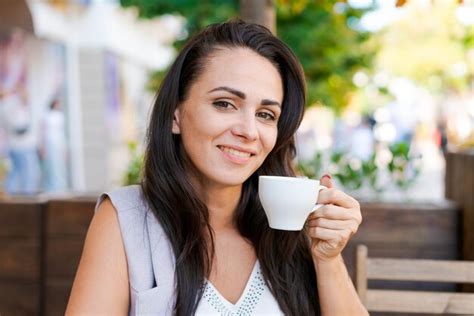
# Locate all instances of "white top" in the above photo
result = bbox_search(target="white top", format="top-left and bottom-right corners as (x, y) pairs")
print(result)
(43, 109), (65, 146)
(0, 95), (36, 150)
(100, 186), (283, 315)
(195, 261), (284, 315)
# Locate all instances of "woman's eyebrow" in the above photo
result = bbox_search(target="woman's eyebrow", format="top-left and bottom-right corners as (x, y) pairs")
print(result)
(208, 86), (281, 107)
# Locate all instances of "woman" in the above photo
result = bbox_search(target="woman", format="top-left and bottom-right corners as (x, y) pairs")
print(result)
(67, 20), (367, 315)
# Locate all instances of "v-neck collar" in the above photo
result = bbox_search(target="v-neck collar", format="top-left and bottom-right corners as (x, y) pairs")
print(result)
(204, 260), (261, 311)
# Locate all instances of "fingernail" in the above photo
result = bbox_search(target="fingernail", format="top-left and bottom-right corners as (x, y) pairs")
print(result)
(322, 174), (332, 180)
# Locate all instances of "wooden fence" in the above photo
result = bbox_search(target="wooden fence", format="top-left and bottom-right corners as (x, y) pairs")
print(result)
(0, 196), (461, 315)
(445, 149), (474, 291)
(0, 198), (44, 316)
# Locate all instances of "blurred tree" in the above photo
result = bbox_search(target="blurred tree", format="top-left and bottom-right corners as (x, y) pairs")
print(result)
(120, 0), (373, 112)
(276, 1), (372, 111)
(375, 0), (473, 93)
(120, 0), (239, 41)
(123, 141), (144, 185)
(240, 0), (276, 33)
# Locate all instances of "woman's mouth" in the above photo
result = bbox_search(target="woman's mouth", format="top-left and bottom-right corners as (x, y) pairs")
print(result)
(217, 145), (254, 164)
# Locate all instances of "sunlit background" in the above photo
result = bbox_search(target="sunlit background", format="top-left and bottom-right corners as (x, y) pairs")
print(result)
(1, 2), (474, 315)
(0, 0), (473, 202)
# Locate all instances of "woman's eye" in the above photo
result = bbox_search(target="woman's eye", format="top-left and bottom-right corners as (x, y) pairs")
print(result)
(213, 101), (235, 110)
(257, 111), (276, 121)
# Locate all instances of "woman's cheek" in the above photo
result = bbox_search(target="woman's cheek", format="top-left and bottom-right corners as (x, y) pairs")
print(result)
(263, 127), (278, 154)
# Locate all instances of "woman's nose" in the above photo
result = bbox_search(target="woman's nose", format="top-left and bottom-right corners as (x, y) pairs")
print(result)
(231, 113), (258, 141)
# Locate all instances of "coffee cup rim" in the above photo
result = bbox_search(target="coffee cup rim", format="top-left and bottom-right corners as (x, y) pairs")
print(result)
(259, 175), (319, 183)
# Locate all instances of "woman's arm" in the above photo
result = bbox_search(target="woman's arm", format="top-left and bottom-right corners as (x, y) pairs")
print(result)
(66, 198), (130, 315)
(314, 254), (367, 315)
(306, 175), (368, 315)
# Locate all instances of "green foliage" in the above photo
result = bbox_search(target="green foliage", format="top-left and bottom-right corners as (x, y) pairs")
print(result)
(0, 158), (7, 189)
(375, 1), (473, 93)
(362, 153), (381, 194)
(296, 151), (323, 179)
(329, 151), (364, 191)
(120, 0), (239, 49)
(297, 141), (421, 199)
(120, 0), (374, 112)
(276, 1), (373, 111)
(387, 142), (421, 190)
(146, 70), (168, 92)
(123, 141), (144, 186)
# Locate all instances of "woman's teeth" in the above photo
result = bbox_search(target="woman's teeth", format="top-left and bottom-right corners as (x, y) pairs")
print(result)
(220, 146), (251, 158)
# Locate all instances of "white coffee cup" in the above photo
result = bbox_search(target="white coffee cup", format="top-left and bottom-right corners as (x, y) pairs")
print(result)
(258, 175), (327, 231)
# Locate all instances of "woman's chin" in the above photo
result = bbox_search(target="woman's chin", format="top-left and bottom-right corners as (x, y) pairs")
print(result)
(209, 174), (251, 188)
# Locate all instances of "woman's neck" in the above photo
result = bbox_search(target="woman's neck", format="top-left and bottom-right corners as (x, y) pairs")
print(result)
(193, 179), (242, 232)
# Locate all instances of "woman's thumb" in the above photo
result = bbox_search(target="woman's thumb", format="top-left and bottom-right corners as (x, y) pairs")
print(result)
(320, 174), (333, 189)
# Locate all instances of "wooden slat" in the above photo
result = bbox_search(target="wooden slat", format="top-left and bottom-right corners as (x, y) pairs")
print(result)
(367, 289), (474, 314)
(45, 237), (85, 278)
(367, 258), (474, 283)
(343, 203), (460, 287)
(356, 245), (367, 304)
(46, 199), (95, 235)
(353, 202), (459, 246)
(44, 278), (75, 316)
(0, 202), (42, 237)
(463, 153), (474, 292)
(43, 199), (95, 316)
(445, 151), (453, 199)
(0, 280), (40, 316)
(0, 238), (40, 280)
(464, 153), (474, 209)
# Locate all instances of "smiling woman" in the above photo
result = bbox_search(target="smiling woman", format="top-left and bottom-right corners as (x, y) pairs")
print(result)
(172, 48), (282, 187)
(66, 19), (367, 316)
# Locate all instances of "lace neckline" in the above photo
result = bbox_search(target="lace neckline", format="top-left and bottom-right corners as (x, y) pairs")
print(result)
(202, 261), (266, 314)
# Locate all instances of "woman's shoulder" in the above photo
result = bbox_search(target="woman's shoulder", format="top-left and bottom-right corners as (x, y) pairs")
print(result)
(67, 192), (130, 314)
(95, 185), (174, 293)
(97, 184), (148, 215)
(96, 185), (162, 243)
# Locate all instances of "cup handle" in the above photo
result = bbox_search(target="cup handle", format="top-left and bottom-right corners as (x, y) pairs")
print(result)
(311, 185), (328, 212)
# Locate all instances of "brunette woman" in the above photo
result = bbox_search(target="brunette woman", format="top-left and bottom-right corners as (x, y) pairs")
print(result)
(67, 20), (367, 316)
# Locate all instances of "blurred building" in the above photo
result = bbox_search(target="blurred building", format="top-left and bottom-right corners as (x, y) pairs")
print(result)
(0, 0), (183, 193)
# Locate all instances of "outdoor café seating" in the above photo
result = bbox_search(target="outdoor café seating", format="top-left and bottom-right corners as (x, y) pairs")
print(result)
(356, 244), (474, 314)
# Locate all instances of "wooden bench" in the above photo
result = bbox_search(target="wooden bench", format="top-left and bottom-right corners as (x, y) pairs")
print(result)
(356, 244), (474, 314)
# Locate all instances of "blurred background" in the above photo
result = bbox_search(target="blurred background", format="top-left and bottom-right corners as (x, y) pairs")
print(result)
(0, 0), (472, 201)
(0, 0), (473, 315)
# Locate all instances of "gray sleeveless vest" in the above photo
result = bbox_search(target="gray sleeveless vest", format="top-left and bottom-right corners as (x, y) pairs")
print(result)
(97, 185), (176, 315)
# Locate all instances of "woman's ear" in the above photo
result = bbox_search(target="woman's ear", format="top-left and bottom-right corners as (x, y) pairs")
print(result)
(172, 108), (181, 134)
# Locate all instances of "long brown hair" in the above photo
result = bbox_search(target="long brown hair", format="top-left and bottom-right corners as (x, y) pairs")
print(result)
(142, 20), (320, 315)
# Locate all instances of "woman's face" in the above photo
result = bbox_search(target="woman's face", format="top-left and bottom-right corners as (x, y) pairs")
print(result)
(173, 47), (283, 189)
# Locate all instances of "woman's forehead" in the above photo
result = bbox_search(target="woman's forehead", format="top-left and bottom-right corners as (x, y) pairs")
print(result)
(204, 47), (274, 71)
(195, 47), (284, 100)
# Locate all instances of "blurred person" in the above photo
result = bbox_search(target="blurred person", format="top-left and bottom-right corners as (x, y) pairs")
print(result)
(0, 30), (40, 195)
(0, 127), (7, 194)
(349, 116), (375, 161)
(40, 98), (67, 192)
(296, 127), (318, 161)
(333, 117), (351, 153)
(436, 120), (448, 154)
(67, 20), (367, 316)
(0, 91), (40, 195)
(386, 79), (422, 145)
